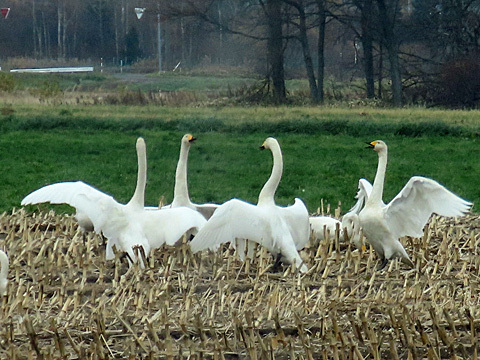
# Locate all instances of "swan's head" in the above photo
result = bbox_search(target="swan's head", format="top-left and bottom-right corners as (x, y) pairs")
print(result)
(260, 137), (278, 150)
(182, 134), (197, 146)
(366, 140), (387, 153)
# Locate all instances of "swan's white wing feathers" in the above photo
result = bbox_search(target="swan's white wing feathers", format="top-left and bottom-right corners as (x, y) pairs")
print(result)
(190, 199), (274, 253)
(21, 181), (113, 207)
(142, 207), (207, 248)
(349, 178), (373, 214)
(22, 181), (120, 233)
(385, 176), (472, 239)
(279, 198), (310, 250)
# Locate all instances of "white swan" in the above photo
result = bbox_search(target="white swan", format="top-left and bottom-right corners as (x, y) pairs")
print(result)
(190, 137), (310, 273)
(359, 140), (472, 269)
(309, 216), (342, 242)
(0, 250), (8, 296)
(340, 178), (373, 249)
(22, 138), (206, 265)
(164, 134), (219, 219)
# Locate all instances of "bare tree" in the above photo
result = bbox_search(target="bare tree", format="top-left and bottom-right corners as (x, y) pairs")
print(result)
(284, 0), (320, 103)
(376, 0), (402, 106)
(265, 0), (287, 103)
(316, 0), (326, 103)
(359, 0), (375, 98)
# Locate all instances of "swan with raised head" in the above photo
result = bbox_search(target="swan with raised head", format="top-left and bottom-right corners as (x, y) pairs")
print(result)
(164, 134), (219, 219)
(359, 140), (472, 269)
(190, 137), (310, 273)
(22, 138), (206, 265)
(0, 250), (8, 296)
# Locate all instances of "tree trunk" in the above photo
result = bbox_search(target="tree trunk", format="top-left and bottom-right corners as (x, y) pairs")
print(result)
(266, 0), (287, 103)
(378, 43), (383, 98)
(376, 0), (402, 106)
(57, 1), (62, 59)
(292, 0), (319, 103)
(316, 0), (326, 104)
(361, 0), (375, 98)
(43, 12), (50, 58)
(62, 3), (67, 58)
(114, 3), (120, 61)
(32, 0), (38, 57)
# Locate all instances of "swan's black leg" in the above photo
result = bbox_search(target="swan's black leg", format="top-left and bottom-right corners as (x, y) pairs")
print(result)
(377, 258), (389, 270)
(271, 253), (283, 272)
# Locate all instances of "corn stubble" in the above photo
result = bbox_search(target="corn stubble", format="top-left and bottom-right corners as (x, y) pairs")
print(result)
(0, 209), (479, 359)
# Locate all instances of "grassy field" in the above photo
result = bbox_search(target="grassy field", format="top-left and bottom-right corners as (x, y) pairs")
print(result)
(1, 105), (478, 215)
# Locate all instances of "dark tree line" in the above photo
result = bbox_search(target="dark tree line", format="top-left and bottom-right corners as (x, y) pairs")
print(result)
(1, 0), (480, 106)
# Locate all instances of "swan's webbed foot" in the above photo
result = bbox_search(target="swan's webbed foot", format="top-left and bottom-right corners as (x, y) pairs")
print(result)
(377, 258), (389, 271)
(271, 253), (283, 273)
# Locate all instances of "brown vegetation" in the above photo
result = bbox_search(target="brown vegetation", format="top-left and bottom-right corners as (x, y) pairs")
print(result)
(0, 209), (479, 359)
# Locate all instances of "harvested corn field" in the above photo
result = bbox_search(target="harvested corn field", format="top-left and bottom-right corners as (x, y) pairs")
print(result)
(0, 209), (479, 359)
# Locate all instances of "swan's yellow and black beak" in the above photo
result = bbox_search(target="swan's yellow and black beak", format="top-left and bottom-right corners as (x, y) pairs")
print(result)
(366, 141), (377, 149)
(260, 142), (266, 150)
(188, 135), (197, 143)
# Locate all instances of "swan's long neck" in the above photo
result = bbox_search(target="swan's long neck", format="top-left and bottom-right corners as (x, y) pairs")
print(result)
(368, 148), (388, 204)
(258, 142), (283, 206)
(172, 140), (191, 207)
(127, 138), (146, 209)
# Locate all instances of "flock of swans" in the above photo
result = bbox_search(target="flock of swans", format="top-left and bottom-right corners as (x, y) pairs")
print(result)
(0, 135), (474, 295)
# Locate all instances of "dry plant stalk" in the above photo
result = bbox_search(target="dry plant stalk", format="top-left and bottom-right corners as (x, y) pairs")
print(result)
(0, 209), (478, 358)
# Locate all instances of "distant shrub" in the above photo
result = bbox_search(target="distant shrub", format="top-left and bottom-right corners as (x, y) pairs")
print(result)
(59, 109), (72, 116)
(103, 89), (149, 105)
(129, 58), (158, 73)
(0, 73), (16, 92)
(0, 105), (14, 116)
(410, 58), (480, 108)
(439, 58), (480, 108)
(30, 80), (62, 102)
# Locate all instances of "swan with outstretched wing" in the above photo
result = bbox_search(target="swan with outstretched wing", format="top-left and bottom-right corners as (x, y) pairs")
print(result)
(358, 140), (472, 269)
(190, 137), (309, 273)
(22, 138), (206, 266)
